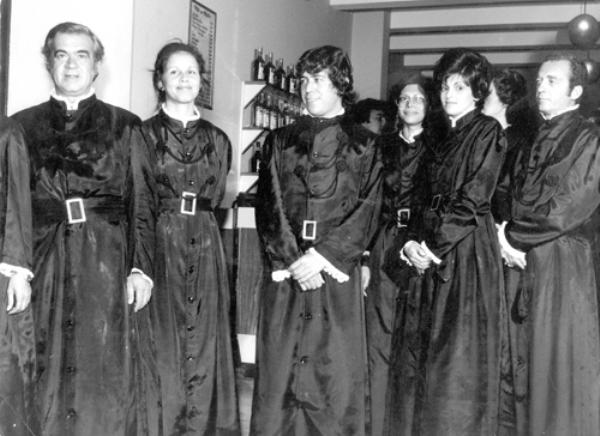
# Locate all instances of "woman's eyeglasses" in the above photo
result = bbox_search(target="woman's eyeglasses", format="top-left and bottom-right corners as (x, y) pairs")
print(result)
(397, 95), (426, 105)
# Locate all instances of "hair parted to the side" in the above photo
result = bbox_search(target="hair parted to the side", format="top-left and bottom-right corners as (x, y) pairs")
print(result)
(433, 48), (492, 108)
(492, 69), (527, 107)
(152, 41), (206, 105)
(541, 53), (587, 96)
(296, 45), (356, 107)
(42, 22), (105, 72)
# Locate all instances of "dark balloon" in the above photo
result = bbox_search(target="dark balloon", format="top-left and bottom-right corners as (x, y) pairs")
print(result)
(584, 59), (600, 83)
(568, 14), (600, 49)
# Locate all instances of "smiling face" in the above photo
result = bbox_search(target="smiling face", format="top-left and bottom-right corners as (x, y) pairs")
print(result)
(300, 69), (344, 118)
(159, 51), (202, 106)
(440, 73), (478, 119)
(50, 32), (98, 98)
(536, 60), (581, 119)
(397, 83), (427, 128)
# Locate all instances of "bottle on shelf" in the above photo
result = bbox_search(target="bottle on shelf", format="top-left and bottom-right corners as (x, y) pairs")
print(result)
(269, 92), (278, 131)
(250, 141), (262, 173)
(263, 92), (273, 130)
(251, 48), (265, 81)
(287, 65), (298, 95)
(275, 59), (286, 91)
(264, 52), (276, 86)
(252, 93), (264, 128)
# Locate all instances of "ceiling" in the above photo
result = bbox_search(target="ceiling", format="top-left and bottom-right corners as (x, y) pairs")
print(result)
(330, 0), (600, 70)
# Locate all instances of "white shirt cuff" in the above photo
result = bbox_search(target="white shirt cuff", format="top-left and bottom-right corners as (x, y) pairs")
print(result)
(0, 263), (33, 281)
(272, 270), (291, 282)
(307, 248), (349, 283)
(130, 268), (154, 287)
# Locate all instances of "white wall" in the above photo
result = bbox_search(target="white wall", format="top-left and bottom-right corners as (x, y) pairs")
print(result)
(7, 0), (352, 205)
(7, 0), (134, 115)
(131, 0), (352, 205)
(350, 11), (389, 100)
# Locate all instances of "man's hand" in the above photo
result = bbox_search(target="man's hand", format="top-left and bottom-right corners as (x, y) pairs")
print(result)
(497, 221), (527, 270)
(6, 274), (31, 314)
(403, 240), (433, 271)
(289, 252), (326, 283)
(127, 273), (153, 312)
(360, 266), (371, 296)
(296, 272), (325, 291)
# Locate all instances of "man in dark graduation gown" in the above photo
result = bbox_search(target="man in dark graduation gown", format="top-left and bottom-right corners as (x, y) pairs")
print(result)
(0, 118), (36, 436)
(11, 22), (156, 436)
(499, 54), (600, 436)
(250, 46), (382, 436)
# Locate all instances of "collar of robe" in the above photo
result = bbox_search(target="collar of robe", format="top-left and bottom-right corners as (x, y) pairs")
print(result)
(447, 108), (478, 132)
(50, 93), (97, 120)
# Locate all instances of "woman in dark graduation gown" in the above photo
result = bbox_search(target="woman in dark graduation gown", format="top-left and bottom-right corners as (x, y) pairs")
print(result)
(482, 69), (537, 434)
(364, 74), (433, 436)
(389, 48), (508, 435)
(251, 46), (382, 436)
(142, 42), (240, 436)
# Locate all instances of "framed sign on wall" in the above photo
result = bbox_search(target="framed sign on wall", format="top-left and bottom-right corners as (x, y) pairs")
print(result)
(188, 0), (216, 110)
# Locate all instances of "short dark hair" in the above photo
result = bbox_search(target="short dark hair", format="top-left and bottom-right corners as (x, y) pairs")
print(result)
(352, 98), (389, 124)
(152, 41), (206, 104)
(296, 45), (356, 107)
(42, 22), (105, 72)
(541, 53), (587, 93)
(492, 69), (527, 107)
(433, 48), (492, 108)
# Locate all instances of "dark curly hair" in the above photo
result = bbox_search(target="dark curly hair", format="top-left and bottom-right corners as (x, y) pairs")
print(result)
(296, 45), (356, 108)
(434, 48), (492, 109)
(152, 41), (206, 104)
(493, 69), (527, 107)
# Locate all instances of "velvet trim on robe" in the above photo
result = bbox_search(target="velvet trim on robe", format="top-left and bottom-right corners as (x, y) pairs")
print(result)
(142, 110), (240, 436)
(386, 111), (509, 436)
(12, 96), (158, 436)
(251, 115), (382, 436)
(365, 130), (427, 436)
(505, 110), (600, 436)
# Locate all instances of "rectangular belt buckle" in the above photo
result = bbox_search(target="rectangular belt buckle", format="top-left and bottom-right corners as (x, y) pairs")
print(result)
(180, 191), (197, 216)
(66, 198), (86, 224)
(430, 194), (441, 211)
(302, 220), (317, 241)
(397, 207), (410, 228)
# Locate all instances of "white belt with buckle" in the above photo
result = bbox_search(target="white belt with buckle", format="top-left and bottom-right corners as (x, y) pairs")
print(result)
(180, 191), (197, 216)
(65, 198), (86, 224)
(302, 220), (317, 241)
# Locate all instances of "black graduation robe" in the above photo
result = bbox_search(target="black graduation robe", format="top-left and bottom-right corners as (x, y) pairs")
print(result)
(142, 110), (240, 436)
(12, 95), (157, 436)
(505, 109), (600, 436)
(365, 130), (426, 436)
(386, 110), (508, 435)
(0, 117), (36, 436)
(251, 115), (382, 436)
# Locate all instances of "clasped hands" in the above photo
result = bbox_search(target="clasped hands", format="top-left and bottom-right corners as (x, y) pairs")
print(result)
(403, 240), (441, 275)
(497, 221), (526, 269)
(288, 251), (326, 291)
